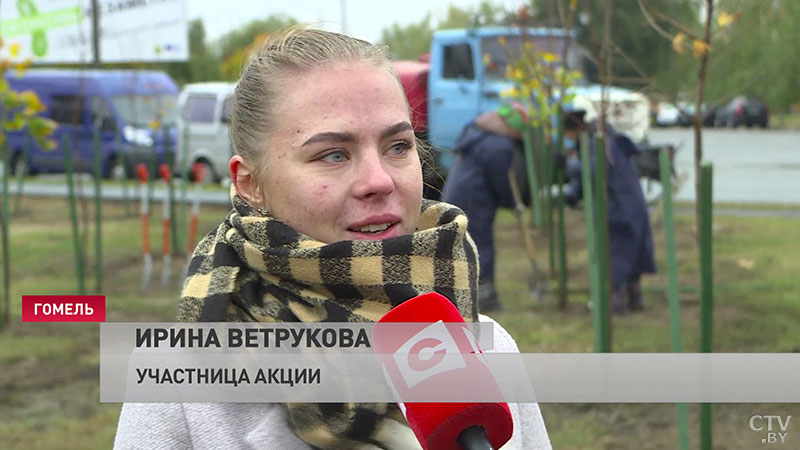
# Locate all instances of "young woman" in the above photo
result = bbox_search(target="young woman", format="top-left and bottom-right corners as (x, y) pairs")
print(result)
(115, 27), (551, 450)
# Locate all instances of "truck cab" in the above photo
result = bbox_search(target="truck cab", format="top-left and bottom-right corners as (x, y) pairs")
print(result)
(395, 27), (650, 182)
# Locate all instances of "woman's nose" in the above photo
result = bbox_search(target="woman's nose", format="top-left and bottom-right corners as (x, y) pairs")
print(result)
(352, 152), (395, 200)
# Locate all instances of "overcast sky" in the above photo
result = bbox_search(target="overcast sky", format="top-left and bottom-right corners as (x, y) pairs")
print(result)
(186, 0), (525, 44)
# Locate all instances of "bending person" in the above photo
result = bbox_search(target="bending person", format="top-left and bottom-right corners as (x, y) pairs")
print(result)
(441, 104), (529, 311)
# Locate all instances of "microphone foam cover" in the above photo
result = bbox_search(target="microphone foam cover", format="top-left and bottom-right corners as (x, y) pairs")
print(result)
(376, 292), (513, 450)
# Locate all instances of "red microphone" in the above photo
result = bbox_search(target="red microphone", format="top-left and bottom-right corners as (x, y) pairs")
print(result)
(372, 292), (513, 450)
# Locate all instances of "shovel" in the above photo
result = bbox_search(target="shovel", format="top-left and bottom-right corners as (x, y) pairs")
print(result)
(508, 169), (548, 301)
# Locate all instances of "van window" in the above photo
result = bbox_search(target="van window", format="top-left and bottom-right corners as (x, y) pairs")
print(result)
(51, 95), (85, 124)
(442, 44), (474, 80)
(90, 96), (116, 131)
(221, 96), (232, 124)
(112, 94), (177, 128)
(183, 95), (217, 123)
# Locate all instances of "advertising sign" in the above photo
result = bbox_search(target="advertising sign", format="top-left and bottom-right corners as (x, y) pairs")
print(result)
(0, 0), (188, 63)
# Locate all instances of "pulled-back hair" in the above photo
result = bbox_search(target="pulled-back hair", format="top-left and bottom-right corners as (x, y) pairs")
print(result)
(231, 26), (432, 191)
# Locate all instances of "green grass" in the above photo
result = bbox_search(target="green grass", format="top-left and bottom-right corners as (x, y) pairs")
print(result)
(0, 197), (227, 449)
(1, 198), (799, 449)
(771, 113), (800, 130)
(488, 206), (800, 449)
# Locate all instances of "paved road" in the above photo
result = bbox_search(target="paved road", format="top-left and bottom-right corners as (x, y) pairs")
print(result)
(7, 178), (232, 205)
(6, 128), (800, 208)
(649, 128), (800, 204)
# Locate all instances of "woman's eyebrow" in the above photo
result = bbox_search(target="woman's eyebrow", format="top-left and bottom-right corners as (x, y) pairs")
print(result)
(380, 122), (413, 140)
(302, 131), (356, 147)
(301, 122), (414, 147)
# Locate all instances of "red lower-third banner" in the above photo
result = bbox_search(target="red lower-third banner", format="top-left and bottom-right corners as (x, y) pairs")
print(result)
(22, 295), (106, 322)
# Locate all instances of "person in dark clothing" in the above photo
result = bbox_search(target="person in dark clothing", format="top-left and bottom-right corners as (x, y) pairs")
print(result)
(562, 108), (657, 314)
(441, 103), (527, 311)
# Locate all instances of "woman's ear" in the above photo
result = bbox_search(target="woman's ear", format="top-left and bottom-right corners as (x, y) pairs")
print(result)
(229, 155), (265, 208)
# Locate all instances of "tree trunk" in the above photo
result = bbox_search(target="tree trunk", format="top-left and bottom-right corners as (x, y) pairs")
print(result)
(694, 0), (714, 241)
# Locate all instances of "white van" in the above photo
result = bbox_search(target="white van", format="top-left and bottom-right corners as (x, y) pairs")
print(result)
(175, 82), (236, 183)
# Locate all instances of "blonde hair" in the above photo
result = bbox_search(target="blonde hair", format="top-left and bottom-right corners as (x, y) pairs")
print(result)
(231, 26), (433, 193)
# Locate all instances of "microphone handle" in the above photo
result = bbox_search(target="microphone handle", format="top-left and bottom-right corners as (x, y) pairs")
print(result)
(457, 425), (495, 450)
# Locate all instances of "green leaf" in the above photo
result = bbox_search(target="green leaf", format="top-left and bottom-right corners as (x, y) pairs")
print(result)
(35, 136), (57, 151)
(29, 117), (57, 138)
(6, 113), (25, 131)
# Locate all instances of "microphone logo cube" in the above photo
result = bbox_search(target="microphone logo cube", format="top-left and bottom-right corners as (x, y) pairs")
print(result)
(393, 321), (466, 388)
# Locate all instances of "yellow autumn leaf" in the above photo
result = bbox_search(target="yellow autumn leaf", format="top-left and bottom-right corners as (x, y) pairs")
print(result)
(501, 87), (520, 98)
(482, 53), (491, 67)
(149, 119), (161, 130)
(717, 11), (735, 27)
(542, 52), (559, 63)
(672, 32), (685, 53)
(9, 42), (21, 58)
(498, 36), (507, 47)
(15, 58), (32, 76)
(38, 138), (58, 151)
(512, 68), (524, 80)
(28, 117), (56, 137)
(569, 0), (578, 11)
(7, 114), (26, 131)
(692, 39), (711, 56)
(20, 90), (46, 115)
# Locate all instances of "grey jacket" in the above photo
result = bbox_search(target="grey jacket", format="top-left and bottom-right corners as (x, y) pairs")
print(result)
(114, 316), (552, 450)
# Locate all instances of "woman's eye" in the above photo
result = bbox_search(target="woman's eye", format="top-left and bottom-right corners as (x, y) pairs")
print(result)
(319, 150), (347, 163)
(388, 141), (411, 156)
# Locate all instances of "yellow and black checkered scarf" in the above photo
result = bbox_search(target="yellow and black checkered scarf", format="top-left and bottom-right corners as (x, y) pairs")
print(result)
(177, 192), (478, 449)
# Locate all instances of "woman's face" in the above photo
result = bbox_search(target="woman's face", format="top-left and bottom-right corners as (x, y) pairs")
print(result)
(258, 62), (422, 244)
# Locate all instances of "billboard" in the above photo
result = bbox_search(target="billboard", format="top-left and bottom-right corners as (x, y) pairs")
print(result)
(0, 0), (188, 63)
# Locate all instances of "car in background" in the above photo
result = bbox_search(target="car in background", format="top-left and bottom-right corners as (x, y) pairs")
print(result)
(655, 102), (680, 127)
(175, 82), (236, 183)
(676, 102), (717, 127)
(4, 69), (178, 178)
(713, 96), (769, 128)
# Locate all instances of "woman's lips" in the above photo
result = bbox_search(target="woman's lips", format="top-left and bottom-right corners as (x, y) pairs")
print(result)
(347, 222), (399, 240)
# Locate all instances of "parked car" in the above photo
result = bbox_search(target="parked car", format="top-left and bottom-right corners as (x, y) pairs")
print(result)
(676, 102), (716, 127)
(655, 102), (681, 127)
(4, 69), (179, 178)
(713, 96), (769, 128)
(175, 82), (236, 183)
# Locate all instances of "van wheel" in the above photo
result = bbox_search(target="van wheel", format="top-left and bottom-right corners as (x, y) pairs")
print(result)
(190, 159), (217, 184)
(105, 155), (128, 180)
(9, 151), (30, 176)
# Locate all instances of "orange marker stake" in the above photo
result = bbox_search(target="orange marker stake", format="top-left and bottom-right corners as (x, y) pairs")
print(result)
(159, 164), (172, 286)
(187, 162), (206, 253)
(181, 163), (207, 289)
(137, 164), (152, 289)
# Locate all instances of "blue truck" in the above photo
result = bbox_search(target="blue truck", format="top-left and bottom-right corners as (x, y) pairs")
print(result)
(393, 27), (652, 194)
(4, 69), (179, 178)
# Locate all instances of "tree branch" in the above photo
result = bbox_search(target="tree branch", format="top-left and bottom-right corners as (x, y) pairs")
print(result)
(637, 0), (700, 42)
(638, 0), (701, 40)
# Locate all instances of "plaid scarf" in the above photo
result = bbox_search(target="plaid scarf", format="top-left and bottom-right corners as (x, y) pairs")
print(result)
(177, 192), (479, 449)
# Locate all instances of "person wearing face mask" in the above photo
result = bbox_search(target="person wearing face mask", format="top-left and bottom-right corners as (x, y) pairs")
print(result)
(113, 27), (551, 450)
(441, 103), (529, 312)
(560, 104), (657, 315)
